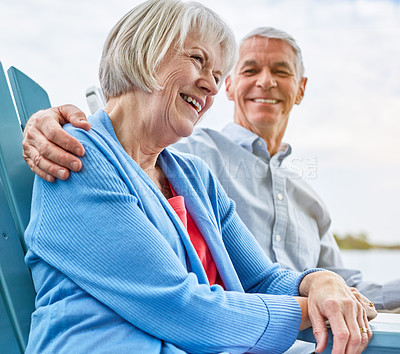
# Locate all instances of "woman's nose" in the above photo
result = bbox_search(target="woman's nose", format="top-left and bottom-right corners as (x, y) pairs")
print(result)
(197, 72), (219, 96)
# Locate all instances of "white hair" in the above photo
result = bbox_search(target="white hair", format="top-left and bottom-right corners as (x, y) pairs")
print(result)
(99, 0), (236, 100)
(240, 27), (305, 78)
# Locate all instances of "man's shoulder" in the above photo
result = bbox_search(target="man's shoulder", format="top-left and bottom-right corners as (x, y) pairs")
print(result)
(166, 147), (210, 173)
(172, 126), (238, 154)
(191, 126), (226, 139)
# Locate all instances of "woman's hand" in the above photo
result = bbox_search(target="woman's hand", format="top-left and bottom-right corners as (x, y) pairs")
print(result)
(299, 271), (375, 353)
(294, 296), (312, 331)
(22, 104), (90, 181)
(349, 287), (378, 321)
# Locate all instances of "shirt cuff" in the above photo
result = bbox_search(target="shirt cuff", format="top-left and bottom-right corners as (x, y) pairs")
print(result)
(383, 279), (400, 310)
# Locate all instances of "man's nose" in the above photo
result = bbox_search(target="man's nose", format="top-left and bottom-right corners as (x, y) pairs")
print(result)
(256, 70), (277, 90)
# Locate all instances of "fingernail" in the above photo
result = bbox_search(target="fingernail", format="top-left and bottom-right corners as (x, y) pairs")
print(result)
(58, 169), (67, 179)
(70, 162), (79, 171)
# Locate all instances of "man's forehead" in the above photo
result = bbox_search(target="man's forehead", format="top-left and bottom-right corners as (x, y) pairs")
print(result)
(237, 37), (296, 66)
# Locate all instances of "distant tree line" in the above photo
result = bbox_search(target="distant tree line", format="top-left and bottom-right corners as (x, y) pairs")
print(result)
(334, 233), (400, 250)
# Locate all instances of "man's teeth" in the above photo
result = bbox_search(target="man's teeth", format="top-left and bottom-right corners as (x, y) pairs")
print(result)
(253, 98), (278, 104)
(181, 95), (202, 112)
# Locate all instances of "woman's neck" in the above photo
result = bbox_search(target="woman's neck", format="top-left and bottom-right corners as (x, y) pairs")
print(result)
(105, 93), (161, 168)
(104, 93), (170, 194)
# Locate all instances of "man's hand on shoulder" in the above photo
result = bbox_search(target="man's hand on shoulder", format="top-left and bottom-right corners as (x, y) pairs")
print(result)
(22, 104), (91, 181)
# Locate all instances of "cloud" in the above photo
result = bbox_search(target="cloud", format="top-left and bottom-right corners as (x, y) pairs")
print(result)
(1, 0), (400, 244)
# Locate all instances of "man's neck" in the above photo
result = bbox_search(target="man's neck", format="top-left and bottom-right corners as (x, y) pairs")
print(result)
(233, 120), (287, 157)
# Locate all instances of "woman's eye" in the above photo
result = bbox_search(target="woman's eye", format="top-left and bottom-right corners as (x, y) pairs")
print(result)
(192, 55), (204, 64)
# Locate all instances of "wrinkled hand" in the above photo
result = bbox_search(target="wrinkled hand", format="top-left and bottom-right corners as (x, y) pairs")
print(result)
(22, 104), (90, 181)
(349, 287), (377, 321)
(299, 271), (375, 353)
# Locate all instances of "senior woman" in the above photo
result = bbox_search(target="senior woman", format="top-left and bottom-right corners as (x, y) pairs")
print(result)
(24, 0), (374, 353)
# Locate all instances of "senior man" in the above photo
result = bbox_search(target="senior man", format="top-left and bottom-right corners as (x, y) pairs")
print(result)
(22, 27), (399, 311)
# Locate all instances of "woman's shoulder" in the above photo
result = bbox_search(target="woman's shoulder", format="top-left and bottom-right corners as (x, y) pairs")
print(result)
(63, 110), (124, 162)
(63, 110), (116, 146)
(166, 148), (212, 177)
(62, 110), (135, 184)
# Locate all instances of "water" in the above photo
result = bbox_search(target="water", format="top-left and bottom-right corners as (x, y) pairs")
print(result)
(341, 249), (400, 283)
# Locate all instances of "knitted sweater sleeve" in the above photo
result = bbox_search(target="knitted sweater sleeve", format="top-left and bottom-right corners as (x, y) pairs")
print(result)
(184, 154), (321, 293)
(27, 140), (301, 353)
(216, 172), (317, 295)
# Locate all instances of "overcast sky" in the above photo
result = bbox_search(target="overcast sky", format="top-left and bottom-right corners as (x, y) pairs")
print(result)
(1, 0), (400, 245)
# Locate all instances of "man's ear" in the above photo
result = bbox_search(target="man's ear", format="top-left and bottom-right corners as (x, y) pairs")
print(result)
(225, 75), (234, 101)
(295, 77), (308, 105)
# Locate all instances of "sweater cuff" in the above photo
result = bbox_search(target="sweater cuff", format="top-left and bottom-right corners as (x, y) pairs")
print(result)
(251, 295), (302, 353)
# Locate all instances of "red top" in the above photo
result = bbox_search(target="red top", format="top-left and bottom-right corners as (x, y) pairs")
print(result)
(167, 189), (224, 287)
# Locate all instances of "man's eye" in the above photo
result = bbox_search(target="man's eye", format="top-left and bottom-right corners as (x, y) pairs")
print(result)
(214, 76), (220, 85)
(276, 70), (291, 76)
(242, 69), (255, 75)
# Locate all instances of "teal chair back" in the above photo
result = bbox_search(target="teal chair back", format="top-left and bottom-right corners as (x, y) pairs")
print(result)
(0, 61), (51, 353)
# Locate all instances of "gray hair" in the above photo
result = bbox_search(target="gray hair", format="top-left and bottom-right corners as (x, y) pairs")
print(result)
(240, 27), (305, 78)
(99, 0), (236, 100)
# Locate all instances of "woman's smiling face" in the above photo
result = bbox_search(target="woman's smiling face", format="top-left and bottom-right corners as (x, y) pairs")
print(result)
(148, 34), (223, 141)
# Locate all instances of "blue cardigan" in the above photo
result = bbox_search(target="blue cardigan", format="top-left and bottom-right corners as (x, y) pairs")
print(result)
(25, 110), (314, 353)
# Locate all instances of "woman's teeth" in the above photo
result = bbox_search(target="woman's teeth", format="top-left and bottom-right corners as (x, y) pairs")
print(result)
(181, 94), (202, 112)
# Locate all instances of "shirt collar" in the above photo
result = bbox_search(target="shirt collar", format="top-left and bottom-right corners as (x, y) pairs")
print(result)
(220, 122), (292, 164)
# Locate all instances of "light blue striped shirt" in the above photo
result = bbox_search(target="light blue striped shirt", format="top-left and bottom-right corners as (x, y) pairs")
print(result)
(173, 122), (400, 310)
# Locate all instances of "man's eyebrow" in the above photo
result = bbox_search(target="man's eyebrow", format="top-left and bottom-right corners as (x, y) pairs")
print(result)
(273, 61), (294, 71)
(239, 59), (295, 73)
(241, 60), (257, 67)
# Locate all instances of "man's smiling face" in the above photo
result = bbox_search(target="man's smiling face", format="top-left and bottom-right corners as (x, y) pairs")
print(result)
(225, 36), (307, 137)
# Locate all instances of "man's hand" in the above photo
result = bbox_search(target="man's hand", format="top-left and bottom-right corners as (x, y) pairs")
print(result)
(22, 104), (91, 181)
(299, 271), (376, 353)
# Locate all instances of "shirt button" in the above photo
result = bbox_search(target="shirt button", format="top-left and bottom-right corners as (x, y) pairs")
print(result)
(275, 235), (281, 242)
(277, 193), (283, 200)
(257, 140), (263, 146)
